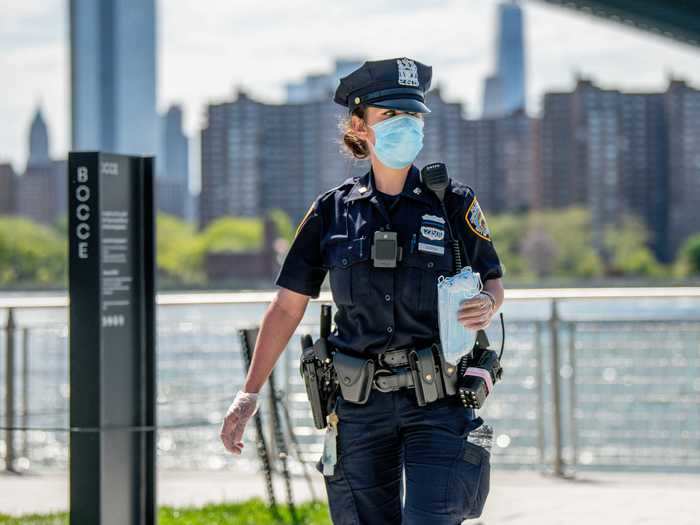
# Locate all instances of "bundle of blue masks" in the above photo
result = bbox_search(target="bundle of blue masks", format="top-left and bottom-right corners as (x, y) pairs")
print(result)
(437, 266), (483, 364)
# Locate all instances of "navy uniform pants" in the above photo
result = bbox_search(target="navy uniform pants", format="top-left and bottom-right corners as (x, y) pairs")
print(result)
(315, 386), (491, 525)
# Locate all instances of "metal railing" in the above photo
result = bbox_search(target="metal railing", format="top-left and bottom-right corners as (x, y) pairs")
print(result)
(1, 288), (699, 476)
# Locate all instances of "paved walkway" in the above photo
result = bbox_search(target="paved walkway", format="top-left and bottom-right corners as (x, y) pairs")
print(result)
(2, 469), (698, 524)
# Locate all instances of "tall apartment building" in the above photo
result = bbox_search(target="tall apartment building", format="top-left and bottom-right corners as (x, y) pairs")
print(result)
(15, 161), (67, 225)
(0, 164), (16, 215)
(539, 76), (700, 260)
(619, 93), (669, 258)
(665, 79), (700, 259)
(199, 89), (367, 230)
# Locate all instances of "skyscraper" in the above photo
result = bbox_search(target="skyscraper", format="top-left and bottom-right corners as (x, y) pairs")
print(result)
(157, 105), (191, 220)
(482, 0), (526, 117)
(69, 0), (157, 156)
(27, 106), (50, 167)
(16, 108), (67, 225)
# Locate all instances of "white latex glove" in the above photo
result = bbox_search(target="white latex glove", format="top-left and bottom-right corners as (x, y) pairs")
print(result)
(219, 390), (260, 455)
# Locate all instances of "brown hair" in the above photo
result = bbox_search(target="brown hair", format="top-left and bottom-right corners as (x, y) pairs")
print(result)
(338, 104), (370, 160)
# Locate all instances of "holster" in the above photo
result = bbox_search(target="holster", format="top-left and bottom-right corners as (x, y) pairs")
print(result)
(332, 350), (375, 404)
(299, 304), (339, 429)
(300, 335), (338, 429)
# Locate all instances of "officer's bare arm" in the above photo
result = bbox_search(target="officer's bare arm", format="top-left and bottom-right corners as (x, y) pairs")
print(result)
(242, 287), (310, 393)
(484, 277), (505, 311)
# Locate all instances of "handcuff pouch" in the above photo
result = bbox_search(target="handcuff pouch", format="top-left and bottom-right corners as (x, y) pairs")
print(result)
(332, 350), (375, 404)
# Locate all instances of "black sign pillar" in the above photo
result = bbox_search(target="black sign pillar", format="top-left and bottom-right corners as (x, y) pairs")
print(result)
(68, 152), (156, 525)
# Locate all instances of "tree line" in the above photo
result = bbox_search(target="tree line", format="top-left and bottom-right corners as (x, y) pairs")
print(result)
(1, 208), (699, 289)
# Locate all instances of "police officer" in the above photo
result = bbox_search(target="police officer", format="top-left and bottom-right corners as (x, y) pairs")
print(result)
(220, 57), (505, 525)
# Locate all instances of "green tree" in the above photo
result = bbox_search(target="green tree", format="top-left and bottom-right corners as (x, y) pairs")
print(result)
(524, 207), (604, 278)
(487, 213), (529, 279)
(603, 214), (663, 277)
(0, 215), (66, 286)
(156, 212), (206, 285)
(199, 216), (263, 253)
(677, 233), (700, 275)
(267, 208), (294, 243)
(53, 212), (68, 238)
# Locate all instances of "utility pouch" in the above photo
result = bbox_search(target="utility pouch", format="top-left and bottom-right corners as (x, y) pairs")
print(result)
(332, 350), (376, 404)
(434, 342), (458, 397)
(408, 345), (440, 405)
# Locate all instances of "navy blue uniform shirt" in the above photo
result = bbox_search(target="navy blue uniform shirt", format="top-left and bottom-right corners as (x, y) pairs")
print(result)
(274, 163), (503, 356)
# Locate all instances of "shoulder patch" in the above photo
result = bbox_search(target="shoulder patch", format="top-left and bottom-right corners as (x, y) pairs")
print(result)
(465, 196), (491, 241)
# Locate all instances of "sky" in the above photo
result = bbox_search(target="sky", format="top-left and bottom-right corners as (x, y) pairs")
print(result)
(2, 0), (700, 184)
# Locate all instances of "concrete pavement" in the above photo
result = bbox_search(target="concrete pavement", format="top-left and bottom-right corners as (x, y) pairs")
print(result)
(2, 468), (698, 524)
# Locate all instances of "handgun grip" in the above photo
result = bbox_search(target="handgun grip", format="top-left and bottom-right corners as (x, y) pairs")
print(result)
(320, 304), (332, 338)
(301, 334), (313, 350)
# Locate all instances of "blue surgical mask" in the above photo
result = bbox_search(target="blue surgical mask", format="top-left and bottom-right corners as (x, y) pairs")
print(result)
(369, 114), (424, 169)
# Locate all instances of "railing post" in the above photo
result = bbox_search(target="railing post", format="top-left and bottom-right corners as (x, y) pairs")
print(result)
(534, 321), (545, 470)
(568, 321), (577, 475)
(4, 308), (16, 473)
(549, 299), (564, 477)
(22, 327), (30, 461)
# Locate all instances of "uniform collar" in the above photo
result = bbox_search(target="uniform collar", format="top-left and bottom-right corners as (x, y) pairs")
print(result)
(344, 163), (436, 205)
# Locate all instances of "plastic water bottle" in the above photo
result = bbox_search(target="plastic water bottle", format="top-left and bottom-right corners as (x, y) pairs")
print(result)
(467, 423), (494, 453)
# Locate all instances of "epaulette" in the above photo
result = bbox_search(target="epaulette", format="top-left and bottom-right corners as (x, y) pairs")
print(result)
(448, 179), (475, 199)
(314, 176), (358, 210)
(322, 175), (357, 197)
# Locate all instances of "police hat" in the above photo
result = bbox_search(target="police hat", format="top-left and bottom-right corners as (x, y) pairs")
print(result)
(334, 57), (432, 114)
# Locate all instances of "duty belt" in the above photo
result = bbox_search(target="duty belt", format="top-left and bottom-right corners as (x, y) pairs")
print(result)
(373, 344), (457, 395)
(332, 342), (458, 406)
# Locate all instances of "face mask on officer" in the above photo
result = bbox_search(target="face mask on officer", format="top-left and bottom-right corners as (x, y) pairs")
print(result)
(367, 113), (424, 169)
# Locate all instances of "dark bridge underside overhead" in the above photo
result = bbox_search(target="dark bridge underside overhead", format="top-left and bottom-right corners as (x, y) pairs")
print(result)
(538, 1), (700, 47)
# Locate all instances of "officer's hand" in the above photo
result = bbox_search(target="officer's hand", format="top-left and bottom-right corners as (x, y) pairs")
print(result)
(457, 292), (495, 331)
(219, 390), (260, 456)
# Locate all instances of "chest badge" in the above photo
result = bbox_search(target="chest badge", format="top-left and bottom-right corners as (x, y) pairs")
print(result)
(417, 213), (445, 255)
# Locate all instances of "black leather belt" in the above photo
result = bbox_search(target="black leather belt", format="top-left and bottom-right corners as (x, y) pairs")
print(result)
(373, 366), (416, 392)
(377, 347), (413, 368)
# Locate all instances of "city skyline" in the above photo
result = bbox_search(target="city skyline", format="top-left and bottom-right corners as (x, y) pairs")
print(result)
(3, 0), (700, 181)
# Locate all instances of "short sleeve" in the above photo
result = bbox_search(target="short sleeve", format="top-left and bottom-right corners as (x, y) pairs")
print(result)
(274, 196), (327, 298)
(448, 187), (504, 283)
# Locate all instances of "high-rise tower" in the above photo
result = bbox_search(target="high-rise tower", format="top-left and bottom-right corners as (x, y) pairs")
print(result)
(482, 0), (526, 117)
(69, 0), (157, 156)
